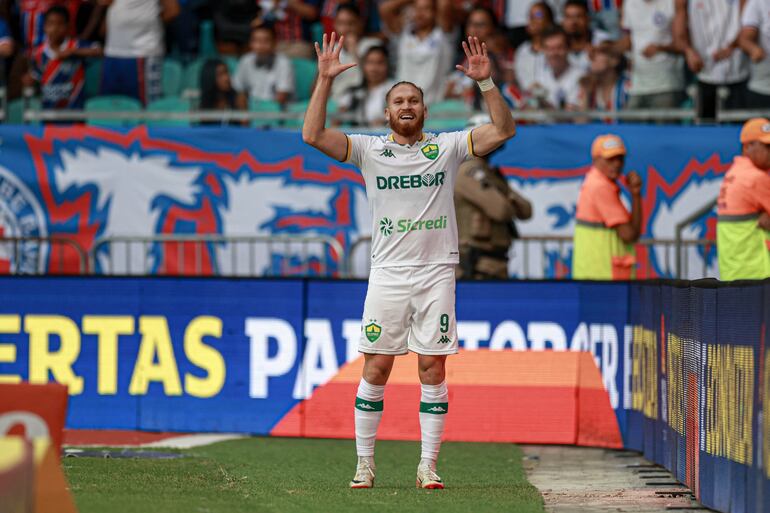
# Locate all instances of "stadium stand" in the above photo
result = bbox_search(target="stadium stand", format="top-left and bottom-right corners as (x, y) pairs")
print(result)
(4, 0), (766, 126)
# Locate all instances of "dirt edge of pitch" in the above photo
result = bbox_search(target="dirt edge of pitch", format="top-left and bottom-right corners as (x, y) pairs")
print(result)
(521, 445), (712, 513)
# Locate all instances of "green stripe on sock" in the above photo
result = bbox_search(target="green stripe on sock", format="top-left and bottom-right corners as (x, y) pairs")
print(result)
(419, 402), (448, 414)
(355, 397), (383, 412)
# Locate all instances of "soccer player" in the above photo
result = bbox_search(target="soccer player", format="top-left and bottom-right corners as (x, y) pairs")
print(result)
(302, 32), (517, 489)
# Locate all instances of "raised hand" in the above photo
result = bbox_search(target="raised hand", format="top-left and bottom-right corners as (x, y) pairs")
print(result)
(314, 32), (357, 80)
(455, 36), (491, 82)
(626, 171), (643, 196)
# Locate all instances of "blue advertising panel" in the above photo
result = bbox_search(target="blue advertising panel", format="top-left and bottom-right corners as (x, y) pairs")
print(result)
(0, 277), (629, 433)
(0, 277), (305, 433)
(1, 275), (769, 513)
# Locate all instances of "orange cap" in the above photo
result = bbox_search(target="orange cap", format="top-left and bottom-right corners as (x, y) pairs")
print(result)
(591, 134), (626, 159)
(739, 118), (770, 144)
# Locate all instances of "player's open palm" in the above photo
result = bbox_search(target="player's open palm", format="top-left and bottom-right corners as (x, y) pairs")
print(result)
(315, 32), (356, 79)
(456, 36), (491, 82)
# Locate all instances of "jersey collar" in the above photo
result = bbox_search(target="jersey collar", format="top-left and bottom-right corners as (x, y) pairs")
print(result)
(387, 132), (427, 147)
(43, 37), (71, 59)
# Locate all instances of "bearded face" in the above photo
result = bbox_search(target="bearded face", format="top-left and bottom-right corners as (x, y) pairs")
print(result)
(385, 84), (427, 138)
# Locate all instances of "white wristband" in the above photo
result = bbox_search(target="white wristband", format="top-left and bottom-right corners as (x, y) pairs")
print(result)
(476, 77), (495, 92)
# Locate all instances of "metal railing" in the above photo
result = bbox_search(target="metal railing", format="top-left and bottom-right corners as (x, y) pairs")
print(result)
(0, 236), (87, 274)
(347, 235), (717, 280)
(18, 107), (705, 125)
(89, 234), (347, 277)
(675, 199), (718, 279)
(9, 79), (770, 126)
(0, 232), (719, 279)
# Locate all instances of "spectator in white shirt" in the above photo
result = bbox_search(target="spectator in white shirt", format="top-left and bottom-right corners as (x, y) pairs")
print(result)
(330, 3), (384, 103)
(617, 0), (685, 109)
(530, 26), (583, 108)
(562, 0), (612, 71)
(577, 44), (630, 119)
(100, 0), (179, 105)
(233, 25), (295, 108)
(739, 0), (770, 107)
(338, 45), (395, 126)
(379, 0), (456, 105)
(445, 7), (515, 108)
(674, 0), (748, 120)
(505, 0), (539, 49)
(514, 2), (555, 93)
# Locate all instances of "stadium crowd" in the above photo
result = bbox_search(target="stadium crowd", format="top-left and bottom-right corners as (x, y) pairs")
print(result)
(1, 0), (770, 124)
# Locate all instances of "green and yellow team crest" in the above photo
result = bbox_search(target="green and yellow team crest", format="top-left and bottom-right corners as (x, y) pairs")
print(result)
(421, 143), (439, 160)
(364, 322), (382, 342)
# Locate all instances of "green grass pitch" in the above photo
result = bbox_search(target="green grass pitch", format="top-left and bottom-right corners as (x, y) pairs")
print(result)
(64, 437), (545, 513)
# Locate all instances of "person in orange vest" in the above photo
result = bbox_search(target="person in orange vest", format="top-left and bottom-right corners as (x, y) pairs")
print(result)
(572, 134), (643, 280)
(716, 118), (770, 280)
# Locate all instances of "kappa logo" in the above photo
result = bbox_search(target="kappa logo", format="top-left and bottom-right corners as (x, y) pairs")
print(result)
(427, 406), (446, 413)
(365, 322), (382, 342)
(357, 402), (375, 410)
(380, 149), (396, 158)
(0, 166), (48, 273)
(437, 335), (451, 344)
(421, 143), (439, 160)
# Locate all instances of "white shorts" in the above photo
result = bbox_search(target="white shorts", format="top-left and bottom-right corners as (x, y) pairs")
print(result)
(358, 264), (458, 355)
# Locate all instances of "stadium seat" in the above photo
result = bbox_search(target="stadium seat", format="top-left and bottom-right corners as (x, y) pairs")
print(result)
(425, 99), (470, 130)
(182, 57), (206, 98)
(85, 95), (143, 127)
(310, 22), (324, 45)
(85, 59), (102, 99)
(250, 99), (282, 128)
(146, 97), (191, 126)
(198, 20), (217, 58)
(291, 58), (317, 102)
(284, 99), (335, 129)
(162, 58), (184, 98)
(6, 97), (41, 125)
(223, 56), (239, 77)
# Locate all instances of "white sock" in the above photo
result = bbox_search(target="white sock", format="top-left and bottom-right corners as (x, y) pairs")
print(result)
(419, 381), (449, 465)
(354, 377), (385, 459)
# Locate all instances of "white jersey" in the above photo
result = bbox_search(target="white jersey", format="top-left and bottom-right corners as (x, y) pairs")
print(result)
(742, 0), (770, 94)
(105, 0), (164, 58)
(345, 131), (473, 268)
(622, 0), (685, 95)
(395, 25), (455, 105)
(688, 0), (748, 84)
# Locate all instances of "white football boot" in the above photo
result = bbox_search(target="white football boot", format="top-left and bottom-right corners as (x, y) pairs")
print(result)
(349, 457), (375, 489)
(416, 461), (444, 489)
